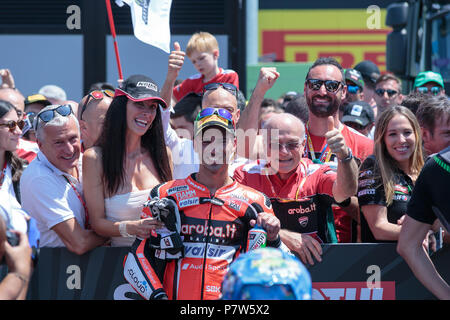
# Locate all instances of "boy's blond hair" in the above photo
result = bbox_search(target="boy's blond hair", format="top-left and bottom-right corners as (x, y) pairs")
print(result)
(186, 32), (219, 57)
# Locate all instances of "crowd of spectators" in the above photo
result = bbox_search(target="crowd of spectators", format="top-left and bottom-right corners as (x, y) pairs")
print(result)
(0, 30), (449, 300)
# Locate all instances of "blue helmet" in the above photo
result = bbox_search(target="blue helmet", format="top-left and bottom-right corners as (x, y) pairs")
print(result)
(221, 247), (312, 300)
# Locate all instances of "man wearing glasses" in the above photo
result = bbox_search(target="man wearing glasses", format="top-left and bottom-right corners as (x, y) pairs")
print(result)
(373, 73), (404, 116)
(302, 58), (374, 244)
(339, 68), (365, 119)
(20, 104), (107, 253)
(413, 71), (446, 97)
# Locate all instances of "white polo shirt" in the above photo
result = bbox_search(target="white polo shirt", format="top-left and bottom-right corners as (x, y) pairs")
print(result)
(20, 151), (85, 247)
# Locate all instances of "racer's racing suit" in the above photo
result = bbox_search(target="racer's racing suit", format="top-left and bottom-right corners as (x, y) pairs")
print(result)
(123, 174), (282, 300)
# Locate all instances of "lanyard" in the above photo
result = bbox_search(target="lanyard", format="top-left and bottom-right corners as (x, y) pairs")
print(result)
(266, 160), (308, 201)
(0, 161), (7, 189)
(305, 123), (335, 164)
(62, 175), (90, 229)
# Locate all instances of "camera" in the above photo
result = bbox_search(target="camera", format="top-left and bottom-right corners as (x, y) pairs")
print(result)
(0, 230), (19, 265)
(0, 219), (39, 266)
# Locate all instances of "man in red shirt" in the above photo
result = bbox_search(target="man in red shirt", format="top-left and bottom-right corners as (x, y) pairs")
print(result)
(303, 58), (374, 243)
(238, 58), (373, 243)
(234, 113), (358, 265)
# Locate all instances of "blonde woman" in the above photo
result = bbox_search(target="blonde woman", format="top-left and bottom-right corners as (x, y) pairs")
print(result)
(357, 106), (424, 242)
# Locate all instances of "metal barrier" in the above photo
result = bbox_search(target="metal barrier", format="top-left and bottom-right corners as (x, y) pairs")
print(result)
(1, 243), (448, 300)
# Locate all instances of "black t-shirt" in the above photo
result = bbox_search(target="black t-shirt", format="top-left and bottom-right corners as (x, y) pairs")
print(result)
(357, 155), (414, 243)
(407, 147), (450, 232)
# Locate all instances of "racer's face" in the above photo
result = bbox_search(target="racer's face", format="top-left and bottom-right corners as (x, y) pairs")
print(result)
(196, 126), (236, 174)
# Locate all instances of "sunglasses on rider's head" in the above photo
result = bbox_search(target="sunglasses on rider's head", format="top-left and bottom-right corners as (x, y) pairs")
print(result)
(196, 107), (233, 122)
(306, 79), (344, 93)
(203, 83), (238, 97)
(80, 89), (114, 120)
(0, 119), (25, 132)
(35, 104), (73, 130)
(416, 86), (442, 96)
(375, 88), (398, 97)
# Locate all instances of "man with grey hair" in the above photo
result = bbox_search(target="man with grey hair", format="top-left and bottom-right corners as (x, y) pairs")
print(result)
(20, 104), (107, 253)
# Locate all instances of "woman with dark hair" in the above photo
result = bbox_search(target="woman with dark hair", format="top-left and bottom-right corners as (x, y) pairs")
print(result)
(83, 75), (173, 247)
(0, 99), (28, 233)
(357, 105), (425, 242)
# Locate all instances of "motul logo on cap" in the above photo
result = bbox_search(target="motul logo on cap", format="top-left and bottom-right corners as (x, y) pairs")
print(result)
(136, 81), (158, 91)
(312, 281), (396, 300)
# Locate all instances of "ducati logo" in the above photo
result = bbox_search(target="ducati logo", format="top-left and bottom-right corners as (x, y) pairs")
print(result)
(298, 216), (309, 227)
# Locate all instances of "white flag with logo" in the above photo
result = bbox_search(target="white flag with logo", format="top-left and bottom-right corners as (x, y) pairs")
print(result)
(115, 0), (172, 53)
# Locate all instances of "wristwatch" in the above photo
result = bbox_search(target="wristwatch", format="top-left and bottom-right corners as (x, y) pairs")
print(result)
(338, 147), (353, 163)
(119, 222), (133, 238)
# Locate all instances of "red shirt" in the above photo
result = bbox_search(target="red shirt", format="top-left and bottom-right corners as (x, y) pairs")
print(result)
(173, 68), (239, 101)
(305, 124), (374, 243)
(16, 138), (39, 164)
(234, 158), (339, 243)
(234, 158), (336, 200)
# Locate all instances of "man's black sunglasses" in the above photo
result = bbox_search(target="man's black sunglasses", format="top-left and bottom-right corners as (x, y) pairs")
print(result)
(375, 88), (398, 97)
(306, 79), (344, 93)
(203, 83), (238, 97)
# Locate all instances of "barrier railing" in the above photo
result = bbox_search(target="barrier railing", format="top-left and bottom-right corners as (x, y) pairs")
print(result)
(0, 243), (448, 300)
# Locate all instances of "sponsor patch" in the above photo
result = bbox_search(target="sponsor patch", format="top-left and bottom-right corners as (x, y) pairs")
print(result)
(358, 179), (375, 188)
(358, 189), (376, 197)
(394, 185), (409, 194)
(136, 81), (158, 91)
(359, 170), (373, 178)
(175, 189), (197, 201)
(179, 197), (199, 208)
(167, 185), (189, 195)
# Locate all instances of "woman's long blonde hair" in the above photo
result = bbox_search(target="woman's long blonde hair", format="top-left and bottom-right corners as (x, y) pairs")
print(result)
(373, 106), (424, 206)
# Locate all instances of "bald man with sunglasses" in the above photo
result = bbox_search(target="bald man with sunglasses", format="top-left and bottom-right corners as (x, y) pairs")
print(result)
(78, 90), (113, 150)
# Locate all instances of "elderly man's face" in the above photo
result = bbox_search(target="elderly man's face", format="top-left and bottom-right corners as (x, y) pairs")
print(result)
(38, 117), (81, 175)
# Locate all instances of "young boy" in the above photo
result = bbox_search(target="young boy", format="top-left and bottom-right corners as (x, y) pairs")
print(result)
(160, 32), (239, 107)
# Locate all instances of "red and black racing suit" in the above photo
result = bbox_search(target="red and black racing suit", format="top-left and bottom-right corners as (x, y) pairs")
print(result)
(123, 174), (281, 300)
